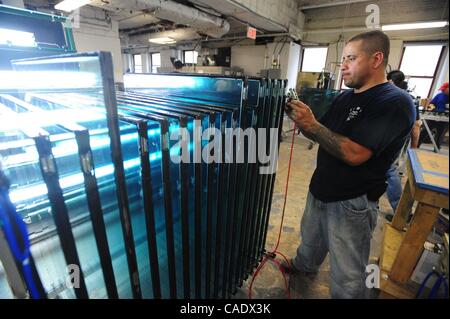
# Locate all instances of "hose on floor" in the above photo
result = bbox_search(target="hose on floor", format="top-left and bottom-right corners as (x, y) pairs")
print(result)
(248, 122), (297, 299)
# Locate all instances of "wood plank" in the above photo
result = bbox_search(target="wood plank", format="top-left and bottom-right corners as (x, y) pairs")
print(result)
(389, 203), (441, 283)
(379, 271), (415, 299)
(392, 179), (414, 231)
(407, 158), (417, 198)
(413, 188), (449, 210)
(380, 224), (405, 272)
(409, 149), (449, 195)
(403, 157), (448, 209)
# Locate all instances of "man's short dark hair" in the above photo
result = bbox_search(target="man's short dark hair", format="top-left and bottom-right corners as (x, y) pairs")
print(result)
(348, 30), (390, 66)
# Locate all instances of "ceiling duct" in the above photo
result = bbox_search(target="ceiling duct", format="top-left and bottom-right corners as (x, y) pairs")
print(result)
(89, 0), (230, 38)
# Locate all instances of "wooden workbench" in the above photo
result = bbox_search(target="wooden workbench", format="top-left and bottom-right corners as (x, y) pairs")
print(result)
(379, 149), (449, 298)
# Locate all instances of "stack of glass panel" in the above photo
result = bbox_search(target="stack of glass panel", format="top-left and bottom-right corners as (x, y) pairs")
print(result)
(0, 54), (286, 299)
(0, 52), (142, 299)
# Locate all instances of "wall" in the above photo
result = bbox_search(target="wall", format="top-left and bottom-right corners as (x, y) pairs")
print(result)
(2, 0), (24, 7)
(231, 45), (266, 76)
(72, 8), (124, 82)
(230, 40), (293, 77)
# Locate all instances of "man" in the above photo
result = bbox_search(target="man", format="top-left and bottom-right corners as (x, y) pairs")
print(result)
(384, 70), (421, 221)
(284, 30), (416, 298)
(386, 70), (421, 148)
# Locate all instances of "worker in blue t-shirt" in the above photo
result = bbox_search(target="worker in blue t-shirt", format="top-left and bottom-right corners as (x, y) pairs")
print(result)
(419, 82), (449, 149)
(429, 82), (449, 112)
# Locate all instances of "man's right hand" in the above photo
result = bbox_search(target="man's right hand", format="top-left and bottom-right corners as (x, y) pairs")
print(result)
(285, 100), (319, 134)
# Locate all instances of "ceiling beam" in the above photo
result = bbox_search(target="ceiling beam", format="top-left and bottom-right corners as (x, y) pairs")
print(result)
(300, 0), (371, 11)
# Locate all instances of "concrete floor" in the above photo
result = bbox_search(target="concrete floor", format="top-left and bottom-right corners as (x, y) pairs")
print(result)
(234, 120), (449, 299)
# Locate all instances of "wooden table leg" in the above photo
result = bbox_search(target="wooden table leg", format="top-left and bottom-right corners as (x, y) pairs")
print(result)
(391, 180), (414, 231)
(389, 202), (441, 283)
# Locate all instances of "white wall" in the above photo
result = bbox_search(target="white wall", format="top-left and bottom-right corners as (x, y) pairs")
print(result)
(231, 45), (266, 76)
(2, 0), (24, 8)
(159, 49), (178, 68)
(231, 40), (294, 79)
(389, 40), (404, 70)
(72, 10), (123, 82)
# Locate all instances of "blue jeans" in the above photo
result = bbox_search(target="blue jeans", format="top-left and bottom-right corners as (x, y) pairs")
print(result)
(293, 192), (378, 299)
(386, 164), (402, 212)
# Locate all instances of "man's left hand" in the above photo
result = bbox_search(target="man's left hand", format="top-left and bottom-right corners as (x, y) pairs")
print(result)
(286, 100), (319, 133)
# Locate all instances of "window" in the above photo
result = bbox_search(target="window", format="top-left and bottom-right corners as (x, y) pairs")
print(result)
(399, 43), (445, 98)
(151, 53), (161, 73)
(184, 50), (198, 65)
(133, 54), (143, 73)
(300, 47), (328, 72)
(0, 28), (36, 47)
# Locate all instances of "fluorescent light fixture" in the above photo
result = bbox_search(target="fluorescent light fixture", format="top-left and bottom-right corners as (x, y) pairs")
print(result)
(55, 0), (91, 12)
(382, 21), (448, 31)
(149, 37), (177, 44)
(0, 28), (36, 47)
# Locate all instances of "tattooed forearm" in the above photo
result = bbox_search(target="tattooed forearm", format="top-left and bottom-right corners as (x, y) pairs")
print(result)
(307, 123), (348, 162)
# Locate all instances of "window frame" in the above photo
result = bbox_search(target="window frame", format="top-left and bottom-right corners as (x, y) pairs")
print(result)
(398, 41), (446, 98)
(300, 46), (329, 73)
(151, 52), (161, 74)
(183, 50), (198, 65)
(133, 54), (143, 73)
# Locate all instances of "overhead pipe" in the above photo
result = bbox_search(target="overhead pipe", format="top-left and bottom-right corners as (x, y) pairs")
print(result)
(89, 0), (230, 38)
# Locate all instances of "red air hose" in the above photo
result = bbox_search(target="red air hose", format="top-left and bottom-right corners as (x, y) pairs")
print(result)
(248, 122), (297, 299)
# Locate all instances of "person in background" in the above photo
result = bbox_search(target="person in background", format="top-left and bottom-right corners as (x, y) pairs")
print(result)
(384, 70), (421, 221)
(429, 82), (449, 113)
(387, 70), (422, 148)
(420, 82), (449, 149)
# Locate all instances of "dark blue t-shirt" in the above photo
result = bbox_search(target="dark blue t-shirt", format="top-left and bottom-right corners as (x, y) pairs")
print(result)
(309, 82), (416, 202)
(430, 92), (449, 112)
